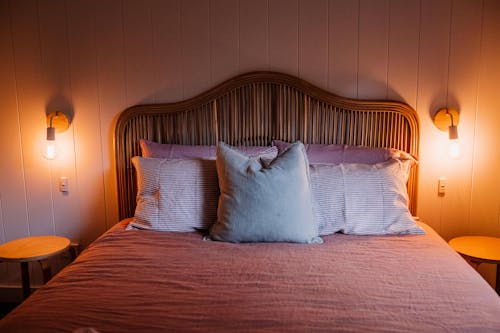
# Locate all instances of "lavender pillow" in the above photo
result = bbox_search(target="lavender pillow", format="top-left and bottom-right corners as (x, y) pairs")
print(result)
(272, 140), (416, 165)
(140, 139), (277, 161)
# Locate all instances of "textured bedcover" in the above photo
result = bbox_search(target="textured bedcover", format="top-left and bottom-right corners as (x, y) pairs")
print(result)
(1, 220), (499, 332)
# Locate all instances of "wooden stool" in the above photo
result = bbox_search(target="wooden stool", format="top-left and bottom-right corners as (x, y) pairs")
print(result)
(0, 236), (71, 299)
(449, 236), (500, 295)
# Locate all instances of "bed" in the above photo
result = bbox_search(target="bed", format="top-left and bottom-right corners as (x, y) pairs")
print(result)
(1, 72), (499, 332)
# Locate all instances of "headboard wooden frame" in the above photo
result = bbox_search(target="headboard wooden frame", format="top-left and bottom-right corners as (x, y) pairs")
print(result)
(115, 71), (420, 220)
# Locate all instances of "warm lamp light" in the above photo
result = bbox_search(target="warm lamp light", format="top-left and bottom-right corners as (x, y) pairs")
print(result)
(433, 108), (461, 159)
(43, 111), (70, 160)
(448, 140), (461, 159)
(44, 126), (57, 159)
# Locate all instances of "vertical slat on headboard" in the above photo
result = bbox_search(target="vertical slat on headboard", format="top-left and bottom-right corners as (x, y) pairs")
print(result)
(115, 71), (419, 220)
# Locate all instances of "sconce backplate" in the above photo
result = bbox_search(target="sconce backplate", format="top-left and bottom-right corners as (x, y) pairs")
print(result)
(433, 108), (460, 132)
(46, 111), (71, 133)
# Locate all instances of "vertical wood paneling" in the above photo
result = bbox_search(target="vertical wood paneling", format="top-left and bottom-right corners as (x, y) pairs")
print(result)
(0, 0), (21, 284)
(10, 0), (54, 237)
(239, 0), (268, 72)
(181, 0), (211, 98)
(415, 0), (452, 234)
(0, 0), (29, 242)
(123, 0), (156, 105)
(95, 0), (127, 228)
(358, 0), (389, 99)
(151, 0), (183, 103)
(299, 0), (328, 88)
(440, 0), (482, 240)
(269, 0), (298, 75)
(67, 0), (106, 245)
(472, 0), (500, 236)
(473, 0), (500, 288)
(0, 0), (26, 287)
(328, 0), (359, 97)
(210, 0), (238, 84)
(1, 0), (500, 292)
(387, 0), (420, 107)
(38, 0), (80, 241)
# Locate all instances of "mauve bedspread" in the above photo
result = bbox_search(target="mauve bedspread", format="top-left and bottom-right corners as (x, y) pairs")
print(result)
(1, 220), (499, 332)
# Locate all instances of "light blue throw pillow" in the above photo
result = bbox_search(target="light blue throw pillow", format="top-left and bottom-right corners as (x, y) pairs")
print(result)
(210, 142), (322, 244)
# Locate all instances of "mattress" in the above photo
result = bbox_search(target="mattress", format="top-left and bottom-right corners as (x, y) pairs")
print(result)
(1, 219), (499, 332)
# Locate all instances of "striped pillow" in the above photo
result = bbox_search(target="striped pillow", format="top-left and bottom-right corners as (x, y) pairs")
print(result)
(311, 159), (424, 235)
(309, 164), (345, 235)
(342, 159), (423, 235)
(130, 157), (218, 232)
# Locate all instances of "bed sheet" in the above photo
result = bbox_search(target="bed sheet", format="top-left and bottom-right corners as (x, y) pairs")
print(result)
(1, 220), (499, 332)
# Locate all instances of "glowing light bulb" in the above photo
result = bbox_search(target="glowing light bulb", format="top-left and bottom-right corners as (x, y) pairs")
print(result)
(448, 139), (461, 159)
(43, 127), (57, 160)
(44, 140), (57, 159)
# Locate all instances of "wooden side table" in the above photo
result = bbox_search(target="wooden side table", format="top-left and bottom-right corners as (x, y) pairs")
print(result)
(449, 236), (500, 295)
(0, 235), (71, 299)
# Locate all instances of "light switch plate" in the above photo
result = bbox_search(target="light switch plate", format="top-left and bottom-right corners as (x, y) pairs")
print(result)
(59, 176), (69, 193)
(438, 177), (446, 196)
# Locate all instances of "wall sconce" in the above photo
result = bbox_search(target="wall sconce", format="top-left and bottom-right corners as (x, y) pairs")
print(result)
(433, 108), (460, 159)
(44, 111), (71, 160)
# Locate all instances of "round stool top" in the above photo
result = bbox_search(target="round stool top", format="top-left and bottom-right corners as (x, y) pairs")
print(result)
(0, 235), (71, 262)
(449, 236), (500, 264)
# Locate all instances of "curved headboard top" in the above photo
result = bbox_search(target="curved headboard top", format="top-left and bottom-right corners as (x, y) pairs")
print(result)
(115, 71), (420, 220)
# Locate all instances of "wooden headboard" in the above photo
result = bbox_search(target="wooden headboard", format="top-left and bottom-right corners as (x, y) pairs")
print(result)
(115, 71), (419, 220)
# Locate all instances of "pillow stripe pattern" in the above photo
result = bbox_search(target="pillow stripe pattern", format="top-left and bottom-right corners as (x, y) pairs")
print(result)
(131, 157), (218, 232)
(341, 160), (423, 235)
(132, 157), (161, 228)
(309, 164), (345, 235)
(310, 160), (423, 235)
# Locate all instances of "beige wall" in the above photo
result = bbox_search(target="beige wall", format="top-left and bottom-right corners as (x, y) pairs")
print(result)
(1, 0), (499, 286)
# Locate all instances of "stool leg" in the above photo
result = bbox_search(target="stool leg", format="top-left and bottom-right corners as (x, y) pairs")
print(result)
(20, 262), (31, 299)
(39, 259), (52, 284)
(69, 243), (79, 260)
(496, 264), (500, 296)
